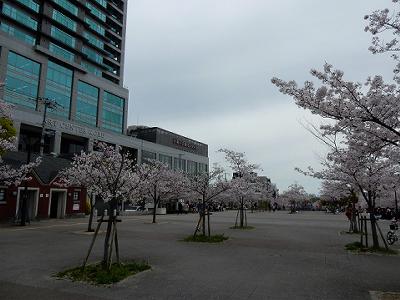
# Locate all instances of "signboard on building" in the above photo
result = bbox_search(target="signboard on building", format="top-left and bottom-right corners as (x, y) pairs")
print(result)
(45, 119), (105, 139)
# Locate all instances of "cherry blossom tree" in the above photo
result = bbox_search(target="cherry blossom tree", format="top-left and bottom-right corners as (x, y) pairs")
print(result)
(298, 139), (397, 247)
(0, 101), (41, 186)
(254, 178), (278, 211)
(187, 163), (230, 237)
(219, 148), (260, 228)
(364, 1), (400, 84)
(59, 142), (140, 269)
(0, 100), (41, 226)
(137, 159), (188, 224)
(280, 183), (309, 213)
(271, 2), (400, 248)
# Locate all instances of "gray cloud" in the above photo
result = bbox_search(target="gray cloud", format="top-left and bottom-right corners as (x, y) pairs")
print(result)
(124, 0), (395, 194)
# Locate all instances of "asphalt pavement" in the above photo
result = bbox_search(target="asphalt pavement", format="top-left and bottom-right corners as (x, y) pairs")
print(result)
(0, 211), (399, 300)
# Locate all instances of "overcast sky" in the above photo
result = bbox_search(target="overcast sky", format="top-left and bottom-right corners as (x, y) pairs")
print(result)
(124, 0), (394, 194)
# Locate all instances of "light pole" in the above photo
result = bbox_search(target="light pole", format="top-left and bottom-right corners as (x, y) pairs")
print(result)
(37, 97), (60, 156)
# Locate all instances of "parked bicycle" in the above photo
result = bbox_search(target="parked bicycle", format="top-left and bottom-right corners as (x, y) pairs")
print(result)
(387, 220), (399, 245)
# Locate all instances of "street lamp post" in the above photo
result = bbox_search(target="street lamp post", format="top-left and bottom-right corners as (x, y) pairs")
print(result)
(38, 97), (59, 156)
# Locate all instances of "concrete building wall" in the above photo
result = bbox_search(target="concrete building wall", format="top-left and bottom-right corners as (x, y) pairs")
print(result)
(13, 108), (209, 166)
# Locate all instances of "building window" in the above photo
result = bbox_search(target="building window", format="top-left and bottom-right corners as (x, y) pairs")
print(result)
(0, 188), (5, 204)
(52, 10), (77, 31)
(49, 43), (75, 62)
(0, 22), (36, 45)
(82, 47), (102, 64)
(81, 61), (102, 77)
(2, 3), (38, 30)
(93, 0), (107, 8)
(53, 0), (78, 16)
(84, 32), (104, 50)
(15, 0), (40, 13)
(173, 158), (186, 172)
(85, 17), (105, 36)
(4, 51), (40, 109)
(198, 163), (208, 174)
(45, 61), (73, 119)
(101, 91), (124, 133)
(159, 154), (172, 169)
(86, 2), (106, 22)
(76, 81), (99, 127)
(142, 150), (156, 163)
(50, 26), (76, 47)
(187, 160), (198, 175)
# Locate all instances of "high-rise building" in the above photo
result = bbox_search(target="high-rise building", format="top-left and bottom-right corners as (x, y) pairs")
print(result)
(0, 0), (129, 155)
(0, 0), (210, 221)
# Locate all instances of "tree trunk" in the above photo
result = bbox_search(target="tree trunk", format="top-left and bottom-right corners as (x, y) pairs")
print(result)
(152, 202), (157, 223)
(202, 198), (206, 236)
(240, 198), (244, 228)
(102, 199), (117, 269)
(370, 213), (380, 249)
(102, 215), (113, 269)
(87, 194), (95, 232)
(152, 188), (158, 224)
(351, 201), (358, 233)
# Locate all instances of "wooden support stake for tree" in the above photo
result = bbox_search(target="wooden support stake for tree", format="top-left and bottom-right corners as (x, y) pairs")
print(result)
(114, 220), (120, 265)
(107, 220), (117, 270)
(207, 212), (211, 237)
(82, 216), (104, 268)
(364, 217), (369, 248)
(360, 216), (364, 247)
(375, 220), (389, 251)
(193, 215), (202, 238)
(235, 209), (239, 227)
(244, 209), (248, 227)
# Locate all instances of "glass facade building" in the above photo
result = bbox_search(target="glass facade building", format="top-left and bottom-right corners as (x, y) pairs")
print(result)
(0, 0), (208, 173)
(76, 81), (99, 127)
(0, 0), (128, 134)
(4, 51), (40, 109)
(45, 61), (73, 119)
(102, 91), (124, 133)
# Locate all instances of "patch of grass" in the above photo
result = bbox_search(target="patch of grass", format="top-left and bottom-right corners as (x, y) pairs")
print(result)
(183, 234), (228, 243)
(345, 242), (398, 255)
(56, 261), (151, 285)
(229, 225), (255, 230)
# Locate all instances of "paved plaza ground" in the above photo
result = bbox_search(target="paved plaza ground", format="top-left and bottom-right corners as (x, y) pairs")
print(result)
(0, 211), (399, 300)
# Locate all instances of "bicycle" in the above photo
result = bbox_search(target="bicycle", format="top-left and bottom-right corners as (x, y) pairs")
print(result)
(387, 220), (399, 245)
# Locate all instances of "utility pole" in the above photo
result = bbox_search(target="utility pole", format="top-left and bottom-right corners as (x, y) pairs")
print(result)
(20, 137), (32, 226)
(38, 97), (60, 156)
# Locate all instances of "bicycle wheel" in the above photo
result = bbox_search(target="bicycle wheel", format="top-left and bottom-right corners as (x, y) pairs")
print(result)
(387, 231), (396, 245)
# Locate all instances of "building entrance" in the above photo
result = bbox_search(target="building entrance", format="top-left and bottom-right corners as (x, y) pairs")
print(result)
(60, 133), (88, 159)
(16, 189), (38, 222)
(49, 190), (67, 218)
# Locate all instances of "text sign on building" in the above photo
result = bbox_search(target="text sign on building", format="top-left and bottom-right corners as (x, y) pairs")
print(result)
(172, 138), (197, 151)
(45, 119), (105, 139)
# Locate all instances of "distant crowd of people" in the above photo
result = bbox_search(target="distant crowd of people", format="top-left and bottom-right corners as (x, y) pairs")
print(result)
(343, 204), (399, 221)
(176, 201), (227, 215)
